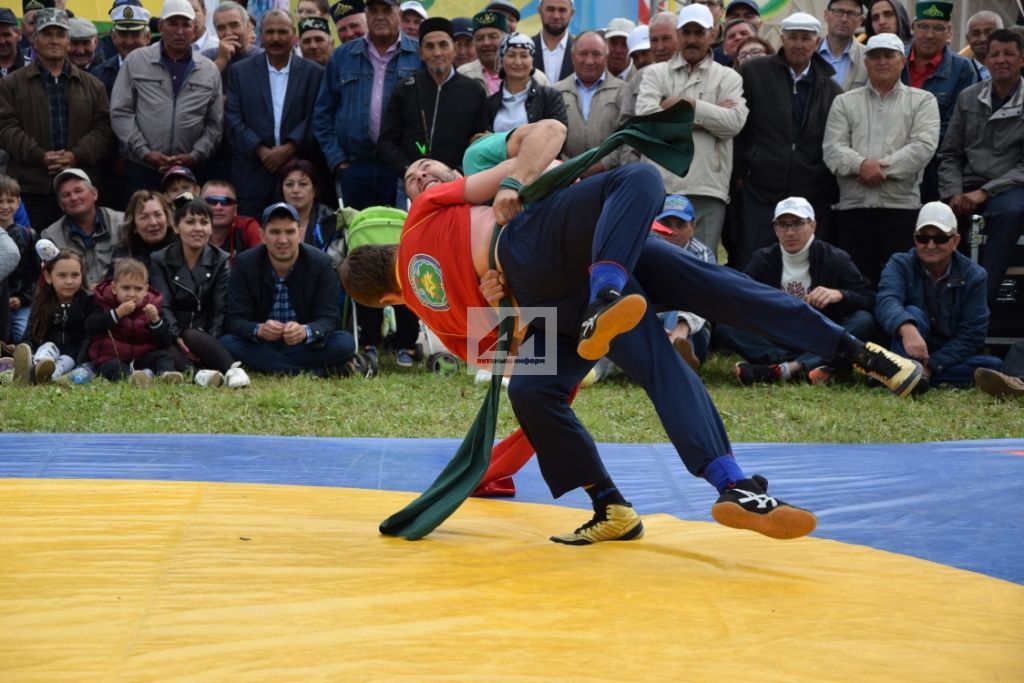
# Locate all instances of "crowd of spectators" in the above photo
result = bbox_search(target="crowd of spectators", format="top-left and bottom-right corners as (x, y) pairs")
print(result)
(0, 0), (1021, 397)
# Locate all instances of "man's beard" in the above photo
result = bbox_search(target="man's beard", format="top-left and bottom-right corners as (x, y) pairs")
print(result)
(542, 20), (567, 37)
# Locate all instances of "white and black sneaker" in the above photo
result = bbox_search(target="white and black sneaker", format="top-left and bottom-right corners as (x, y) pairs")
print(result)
(576, 287), (647, 361)
(711, 475), (816, 540)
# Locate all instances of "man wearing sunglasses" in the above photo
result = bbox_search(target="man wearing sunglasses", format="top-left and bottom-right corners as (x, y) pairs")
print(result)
(875, 201), (1002, 391)
(200, 180), (260, 265)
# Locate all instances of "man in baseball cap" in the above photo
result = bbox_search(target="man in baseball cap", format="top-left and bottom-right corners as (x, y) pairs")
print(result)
(604, 17), (635, 79)
(874, 200), (1002, 390)
(399, 0), (426, 39)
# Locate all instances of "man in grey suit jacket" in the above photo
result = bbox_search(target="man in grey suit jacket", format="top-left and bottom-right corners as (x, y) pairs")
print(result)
(223, 9), (324, 218)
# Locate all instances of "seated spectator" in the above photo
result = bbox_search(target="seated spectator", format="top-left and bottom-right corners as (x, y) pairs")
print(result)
(652, 194), (715, 370)
(720, 197), (876, 386)
(220, 202), (355, 376)
(200, 180), (261, 265)
(40, 169), (124, 289)
(16, 246), (94, 384)
(1, 176), (38, 343)
(488, 32), (566, 133)
(279, 159), (335, 250)
(162, 166), (201, 205)
(0, 217), (19, 345)
(938, 29), (1024, 304)
(111, 190), (175, 273)
(716, 18), (756, 67)
(874, 201), (1002, 390)
(733, 36), (772, 70)
(85, 256), (181, 385)
(975, 341), (1024, 399)
(150, 197), (248, 387)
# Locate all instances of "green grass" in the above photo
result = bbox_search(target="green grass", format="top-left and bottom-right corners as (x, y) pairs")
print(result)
(2, 354), (1020, 443)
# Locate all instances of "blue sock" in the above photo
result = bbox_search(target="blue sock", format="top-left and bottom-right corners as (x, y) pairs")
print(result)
(589, 261), (627, 301)
(702, 455), (747, 493)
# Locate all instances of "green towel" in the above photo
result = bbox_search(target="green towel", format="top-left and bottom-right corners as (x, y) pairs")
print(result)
(378, 100), (696, 540)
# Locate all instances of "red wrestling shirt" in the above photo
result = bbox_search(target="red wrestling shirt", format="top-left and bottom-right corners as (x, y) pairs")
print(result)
(398, 177), (495, 362)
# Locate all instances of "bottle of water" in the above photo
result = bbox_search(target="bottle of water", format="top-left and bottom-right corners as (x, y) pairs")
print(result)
(69, 366), (95, 385)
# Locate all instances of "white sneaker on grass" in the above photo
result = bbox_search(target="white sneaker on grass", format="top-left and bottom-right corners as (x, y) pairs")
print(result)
(194, 369), (224, 387)
(224, 362), (250, 388)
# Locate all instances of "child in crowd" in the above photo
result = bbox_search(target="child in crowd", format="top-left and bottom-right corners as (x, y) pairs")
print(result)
(85, 257), (181, 386)
(1, 175), (39, 343)
(14, 242), (94, 384)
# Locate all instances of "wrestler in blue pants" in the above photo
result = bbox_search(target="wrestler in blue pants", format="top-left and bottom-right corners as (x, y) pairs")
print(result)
(500, 164), (849, 498)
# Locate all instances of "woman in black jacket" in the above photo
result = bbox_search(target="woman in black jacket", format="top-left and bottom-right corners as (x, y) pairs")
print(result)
(110, 190), (176, 275)
(150, 198), (243, 386)
(488, 32), (567, 132)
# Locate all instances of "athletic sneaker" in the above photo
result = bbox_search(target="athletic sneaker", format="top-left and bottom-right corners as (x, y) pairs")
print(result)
(711, 476), (816, 540)
(851, 342), (922, 398)
(194, 369), (224, 387)
(130, 369), (154, 387)
(735, 361), (779, 386)
(396, 348), (416, 368)
(12, 343), (31, 385)
(673, 336), (701, 371)
(224, 362), (251, 388)
(975, 367), (1024, 399)
(806, 366), (834, 386)
(550, 503), (645, 545)
(34, 358), (56, 384)
(577, 287), (647, 361)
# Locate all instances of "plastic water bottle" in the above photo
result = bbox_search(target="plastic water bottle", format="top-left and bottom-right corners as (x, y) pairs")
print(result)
(69, 366), (95, 385)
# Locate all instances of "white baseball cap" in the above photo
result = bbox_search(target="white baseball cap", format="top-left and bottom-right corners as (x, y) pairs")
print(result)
(627, 25), (650, 55)
(161, 0), (195, 20)
(400, 1), (427, 19)
(773, 196), (815, 221)
(865, 32), (905, 54)
(915, 202), (957, 236)
(677, 3), (714, 29)
(780, 11), (821, 33)
(605, 17), (635, 40)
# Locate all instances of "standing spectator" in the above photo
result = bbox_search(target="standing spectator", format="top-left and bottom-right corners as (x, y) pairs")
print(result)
(379, 18), (488, 177)
(721, 196), (877, 386)
(724, 0), (761, 32)
(875, 201), (1002, 390)
(297, 16), (332, 67)
(110, 0), (223, 195)
(399, 1), (425, 39)
(636, 3), (747, 256)
(225, 9), (324, 218)
(627, 24), (651, 71)
(824, 33), (939, 286)
(40, 169), (124, 287)
(902, 0), (975, 203)
(200, 180), (261, 265)
(734, 35), (772, 69)
(18, 0), (48, 57)
(964, 11), (1003, 82)
(938, 29), (1024, 304)
(485, 0), (519, 32)
(733, 12), (842, 269)
(220, 202), (355, 376)
(486, 32), (566, 133)
(451, 17), (475, 68)
(330, 0), (367, 44)
(0, 9), (112, 230)
(0, 8), (27, 77)
(603, 17), (635, 80)
(715, 18), (755, 68)
(695, 0), (725, 49)
(554, 31), (624, 178)
(67, 18), (101, 72)
(189, 0), (218, 54)
(532, 0), (574, 84)
(457, 10), (511, 96)
(91, 3), (151, 97)
(313, 0), (419, 211)
(296, 0), (329, 20)
(202, 2), (263, 80)
(817, 0), (867, 90)
(865, 0), (912, 43)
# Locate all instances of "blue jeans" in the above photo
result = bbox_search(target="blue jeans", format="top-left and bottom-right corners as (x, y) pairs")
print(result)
(978, 186), (1024, 303)
(220, 330), (355, 376)
(890, 305), (1002, 387)
(8, 306), (29, 342)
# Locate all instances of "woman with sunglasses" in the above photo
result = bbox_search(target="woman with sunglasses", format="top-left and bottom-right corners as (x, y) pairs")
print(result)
(111, 190), (175, 275)
(150, 197), (249, 387)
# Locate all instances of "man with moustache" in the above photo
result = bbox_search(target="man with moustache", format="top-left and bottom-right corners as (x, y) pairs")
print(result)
(532, 0), (574, 83)
(330, 0), (367, 43)
(225, 9), (324, 218)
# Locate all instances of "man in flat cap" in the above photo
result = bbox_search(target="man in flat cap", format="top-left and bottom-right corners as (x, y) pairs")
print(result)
(330, 0), (366, 43)
(0, 8), (112, 229)
(67, 17), (101, 71)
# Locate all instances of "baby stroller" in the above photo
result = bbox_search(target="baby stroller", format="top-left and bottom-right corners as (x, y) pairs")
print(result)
(335, 206), (460, 375)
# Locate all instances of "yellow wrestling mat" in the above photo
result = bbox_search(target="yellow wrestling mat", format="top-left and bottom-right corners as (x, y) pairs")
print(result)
(2, 479), (1022, 682)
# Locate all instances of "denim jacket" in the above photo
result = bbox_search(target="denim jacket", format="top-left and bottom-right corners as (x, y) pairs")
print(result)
(901, 46), (976, 138)
(875, 249), (989, 375)
(313, 33), (421, 170)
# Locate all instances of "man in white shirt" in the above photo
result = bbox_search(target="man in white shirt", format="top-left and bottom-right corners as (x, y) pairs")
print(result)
(531, 0), (574, 83)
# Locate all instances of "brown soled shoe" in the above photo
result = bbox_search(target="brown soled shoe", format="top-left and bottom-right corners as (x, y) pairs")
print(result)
(711, 475), (817, 540)
(577, 287), (647, 361)
(974, 367), (1024, 399)
(673, 336), (701, 371)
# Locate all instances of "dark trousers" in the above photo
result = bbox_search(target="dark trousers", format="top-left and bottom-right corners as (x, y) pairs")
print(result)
(832, 207), (918, 286)
(734, 182), (834, 271)
(169, 328), (236, 373)
(501, 164), (850, 498)
(20, 192), (63, 232)
(976, 187), (1024, 304)
(96, 349), (176, 381)
(891, 306), (1001, 386)
(219, 330), (354, 376)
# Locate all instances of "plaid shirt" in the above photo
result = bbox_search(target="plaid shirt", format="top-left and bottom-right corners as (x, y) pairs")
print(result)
(39, 59), (70, 151)
(270, 270), (298, 323)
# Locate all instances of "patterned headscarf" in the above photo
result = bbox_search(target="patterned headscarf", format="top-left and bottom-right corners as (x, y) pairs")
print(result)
(497, 32), (535, 80)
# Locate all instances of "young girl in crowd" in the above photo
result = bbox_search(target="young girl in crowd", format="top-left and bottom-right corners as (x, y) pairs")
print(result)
(85, 257), (181, 386)
(14, 242), (94, 384)
(150, 198), (249, 388)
